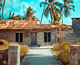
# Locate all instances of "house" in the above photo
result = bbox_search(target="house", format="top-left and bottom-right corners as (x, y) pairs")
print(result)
(72, 18), (80, 36)
(0, 19), (59, 46)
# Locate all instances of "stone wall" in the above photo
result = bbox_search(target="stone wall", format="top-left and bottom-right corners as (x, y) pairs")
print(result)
(0, 49), (8, 65)
(72, 18), (80, 36)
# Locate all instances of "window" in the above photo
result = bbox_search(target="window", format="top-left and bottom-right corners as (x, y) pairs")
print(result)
(16, 33), (23, 42)
(44, 32), (51, 42)
(16, 33), (19, 42)
(20, 33), (23, 42)
(44, 33), (47, 42)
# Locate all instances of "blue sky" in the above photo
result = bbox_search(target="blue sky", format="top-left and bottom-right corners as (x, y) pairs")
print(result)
(2, 0), (80, 25)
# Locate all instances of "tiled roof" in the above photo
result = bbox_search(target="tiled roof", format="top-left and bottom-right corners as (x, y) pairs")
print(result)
(0, 19), (40, 24)
(0, 20), (59, 29)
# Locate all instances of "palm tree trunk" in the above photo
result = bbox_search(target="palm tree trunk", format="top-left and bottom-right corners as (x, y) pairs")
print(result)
(2, 5), (4, 19)
(50, 10), (53, 24)
(62, 14), (63, 24)
(40, 0), (47, 24)
(2, 0), (5, 19)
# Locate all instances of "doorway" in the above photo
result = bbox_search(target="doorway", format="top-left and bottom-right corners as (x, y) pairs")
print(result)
(31, 33), (36, 45)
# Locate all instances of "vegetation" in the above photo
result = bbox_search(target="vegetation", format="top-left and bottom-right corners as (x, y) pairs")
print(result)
(0, 39), (9, 49)
(0, 39), (29, 56)
(61, 0), (75, 18)
(23, 7), (38, 20)
(53, 42), (80, 65)
(40, 0), (62, 24)
(20, 45), (29, 56)
(40, 0), (75, 30)
(7, 7), (38, 20)
(55, 22), (71, 30)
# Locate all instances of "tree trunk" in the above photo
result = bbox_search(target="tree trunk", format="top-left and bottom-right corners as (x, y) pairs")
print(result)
(2, 0), (5, 19)
(50, 10), (53, 24)
(62, 14), (63, 24)
(40, 0), (47, 24)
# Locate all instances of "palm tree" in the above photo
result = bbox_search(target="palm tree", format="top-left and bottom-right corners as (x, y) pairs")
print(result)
(60, 0), (75, 24)
(40, 0), (62, 24)
(2, 0), (5, 19)
(23, 7), (38, 20)
(14, 15), (22, 20)
(8, 12), (15, 19)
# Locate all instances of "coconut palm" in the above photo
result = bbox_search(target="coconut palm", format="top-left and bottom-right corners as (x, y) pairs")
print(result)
(14, 15), (23, 20)
(60, 0), (75, 24)
(23, 7), (38, 20)
(8, 12), (15, 19)
(40, 0), (63, 24)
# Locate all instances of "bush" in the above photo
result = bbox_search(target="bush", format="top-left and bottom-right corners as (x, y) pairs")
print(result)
(0, 39), (8, 45)
(0, 39), (9, 49)
(9, 42), (19, 45)
(77, 42), (80, 45)
(53, 44), (60, 50)
(0, 40), (29, 56)
(58, 49), (70, 64)
(53, 42), (76, 65)
(20, 44), (29, 56)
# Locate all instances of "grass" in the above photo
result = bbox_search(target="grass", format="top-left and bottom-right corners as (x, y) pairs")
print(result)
(53, 42), (78, 65)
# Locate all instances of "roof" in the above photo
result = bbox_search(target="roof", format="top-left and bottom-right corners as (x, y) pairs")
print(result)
(0, 19), (40, 24)
(0, 20), (59, 30)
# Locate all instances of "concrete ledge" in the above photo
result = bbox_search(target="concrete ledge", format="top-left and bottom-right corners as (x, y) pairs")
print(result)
(50, 49), (63, 65)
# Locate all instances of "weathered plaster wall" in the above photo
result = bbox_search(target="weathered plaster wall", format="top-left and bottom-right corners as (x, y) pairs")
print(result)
(37, 32), (44, 46)
(72, 19), (80, 36)
(37, 28), (57, 46)
(0, 29), (57, 46)
(52, 28), (57, 44)
(0, 30), (31, 45)
(0, 30), (15, 42)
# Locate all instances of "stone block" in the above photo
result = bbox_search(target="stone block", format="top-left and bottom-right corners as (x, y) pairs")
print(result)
(70, 45), (80, 65)
(8, 45), (20, 65)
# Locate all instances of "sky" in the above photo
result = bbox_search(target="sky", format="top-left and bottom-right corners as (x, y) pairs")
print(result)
(0, 0), (80, 25)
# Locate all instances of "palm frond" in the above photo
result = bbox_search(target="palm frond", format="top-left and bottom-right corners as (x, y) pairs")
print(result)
(68, 4), (75, 8)
(9, 12), (11, 18)
(39, 2), (48, 7)
(44, 6), (50, 18)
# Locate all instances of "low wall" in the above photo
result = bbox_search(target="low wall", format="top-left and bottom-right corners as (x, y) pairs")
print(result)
(0, 49), (8, 65)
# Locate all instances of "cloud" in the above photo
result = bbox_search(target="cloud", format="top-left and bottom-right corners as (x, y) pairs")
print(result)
(31, 1), (34, 4)
(3, 0), (29, 18)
